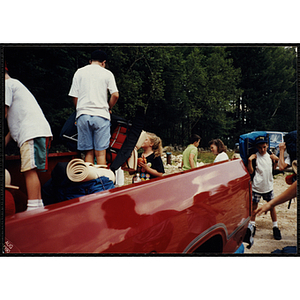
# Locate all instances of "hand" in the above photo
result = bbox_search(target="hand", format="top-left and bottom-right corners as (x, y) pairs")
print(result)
(279, 142), (286, 151)
(249, 154), (257, 161)
(137, 155), (147, 167)
(254, 202), (272, 217)
(138, 161), (149, 171)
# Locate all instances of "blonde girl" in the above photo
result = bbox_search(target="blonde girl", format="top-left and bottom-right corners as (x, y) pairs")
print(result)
(137, 132), (165, 179)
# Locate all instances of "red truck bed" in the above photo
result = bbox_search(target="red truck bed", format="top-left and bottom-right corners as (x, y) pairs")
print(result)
(4, 154), (251, 254)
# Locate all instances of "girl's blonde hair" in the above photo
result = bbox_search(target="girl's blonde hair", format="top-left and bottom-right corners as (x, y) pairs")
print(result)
(147, 132), (163, 158)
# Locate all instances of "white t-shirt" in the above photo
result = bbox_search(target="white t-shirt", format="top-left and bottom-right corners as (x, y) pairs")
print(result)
(5, 78), (53, 148)
(214, 151), (229, 163)
(252, 152), (273, 194)
(69, 64), (118, 120)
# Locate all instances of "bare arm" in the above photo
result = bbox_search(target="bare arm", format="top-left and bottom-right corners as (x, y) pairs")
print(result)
(270, 153), (279, 170)
(278, 143), (289, 171)
(5, 105), (12, 146)
(109, 92), (119, 110)
(5, 132), (12, 147)
(254, 181), (297, 217)
(73, 97), (78, 108)
(247, 154), (257, 174)
(189, 153), (195, 169)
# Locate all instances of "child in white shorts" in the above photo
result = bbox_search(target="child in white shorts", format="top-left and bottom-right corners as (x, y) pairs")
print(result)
(20, 137), (51, 172)
(5, 64), (53, 211)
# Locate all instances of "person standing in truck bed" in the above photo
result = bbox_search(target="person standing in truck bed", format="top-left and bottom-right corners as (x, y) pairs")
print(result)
(5, 62), (53, 211)
(69, 50), (119, 166)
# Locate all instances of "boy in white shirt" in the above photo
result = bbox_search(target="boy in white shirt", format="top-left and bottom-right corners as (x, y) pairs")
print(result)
(5, 63), (53, 211)
(248, 136), (281, 240)
(69, 50), (119, 165)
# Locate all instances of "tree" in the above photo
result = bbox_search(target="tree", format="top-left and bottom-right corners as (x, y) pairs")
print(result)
(228, 46), (297, 140)
(189, 47), (242, 147)
(5, 45), (294, 152)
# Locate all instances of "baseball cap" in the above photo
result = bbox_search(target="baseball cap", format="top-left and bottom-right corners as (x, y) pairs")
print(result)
(255, 136), (268, 144)
(91, 50), (107, 62)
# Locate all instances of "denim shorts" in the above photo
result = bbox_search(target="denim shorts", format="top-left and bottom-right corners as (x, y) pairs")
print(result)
(77, 115), (110, 151)
(252, 190), (274, 204)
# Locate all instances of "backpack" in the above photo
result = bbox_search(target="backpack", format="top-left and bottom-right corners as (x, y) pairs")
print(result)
(284, 130), (297, 163)
(109, 105), (145, 172)
(239, 131), (270, 167)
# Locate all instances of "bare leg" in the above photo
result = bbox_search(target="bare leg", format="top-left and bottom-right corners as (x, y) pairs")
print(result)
(270, 207), (277, 222)
(85, 149), (95, 164)
(23, 169), (41, 199)
(251, 202), (258, 222)
(95, 150), (106, 165)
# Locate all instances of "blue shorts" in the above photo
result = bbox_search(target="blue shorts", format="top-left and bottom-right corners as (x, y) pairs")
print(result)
(77, 115), (110, 151)
(252, 190), (274, 204)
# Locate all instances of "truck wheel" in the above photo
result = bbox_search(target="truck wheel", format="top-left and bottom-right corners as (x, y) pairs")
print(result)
(192, 235), (223, 254)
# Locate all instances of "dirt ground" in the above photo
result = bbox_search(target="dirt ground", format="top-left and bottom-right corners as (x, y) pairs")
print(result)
(124, 158), (297, 254)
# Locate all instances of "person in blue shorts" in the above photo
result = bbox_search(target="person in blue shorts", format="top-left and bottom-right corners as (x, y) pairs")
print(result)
(69, 50), (119, 165)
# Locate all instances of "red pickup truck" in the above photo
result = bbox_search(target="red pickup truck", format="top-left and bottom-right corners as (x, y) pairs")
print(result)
(4, 152), (252, 254)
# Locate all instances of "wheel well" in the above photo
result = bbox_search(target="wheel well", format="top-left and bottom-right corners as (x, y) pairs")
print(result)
(192, 235), (223, 254)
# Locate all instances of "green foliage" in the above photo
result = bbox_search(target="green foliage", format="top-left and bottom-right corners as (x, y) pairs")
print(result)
(4, 45), (297, 152)
(228, 46), (297, 146)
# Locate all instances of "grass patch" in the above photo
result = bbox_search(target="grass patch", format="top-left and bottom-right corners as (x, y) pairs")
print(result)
(198, 151), (215, 164)
(165, 149), (235, 164)
(198, 150), (234, 164)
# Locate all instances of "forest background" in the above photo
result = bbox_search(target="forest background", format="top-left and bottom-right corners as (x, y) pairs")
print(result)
(3, 45), (297, 152)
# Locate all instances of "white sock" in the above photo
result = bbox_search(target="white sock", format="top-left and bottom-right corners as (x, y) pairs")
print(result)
(250, 221), (256, 226)
(273, 221), (278, 228)
(27, 199), (43, 211)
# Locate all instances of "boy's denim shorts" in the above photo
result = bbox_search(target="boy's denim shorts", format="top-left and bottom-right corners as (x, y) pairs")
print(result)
(252, 190), (274, 204)
(77, 115), (110, 151)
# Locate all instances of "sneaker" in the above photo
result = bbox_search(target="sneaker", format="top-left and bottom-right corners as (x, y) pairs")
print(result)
(243, 226), (254, 249)
(273, 227), (282, 240)
(252, 226), (256, 237)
